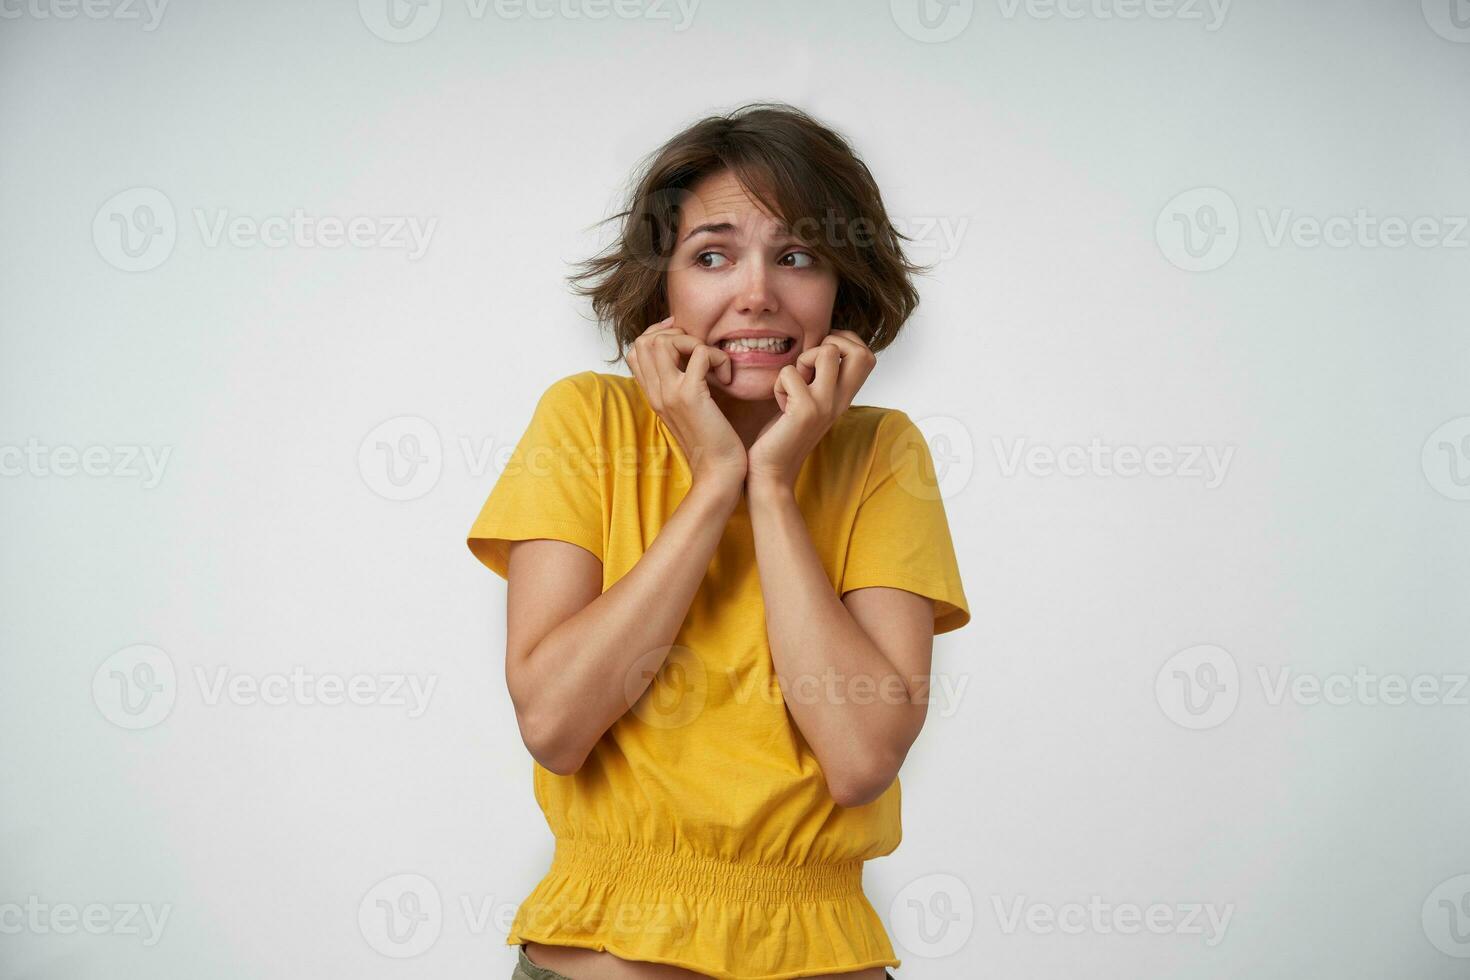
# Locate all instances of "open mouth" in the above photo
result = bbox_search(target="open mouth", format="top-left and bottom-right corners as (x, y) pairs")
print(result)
(718, 337), (794, 354)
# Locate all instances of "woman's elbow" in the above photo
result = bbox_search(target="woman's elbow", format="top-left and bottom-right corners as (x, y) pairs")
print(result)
(533, 746), (586, 776)
(518, 709), (589, 776)
(827, 761), (897, 808)
(507, 653), (586, 775)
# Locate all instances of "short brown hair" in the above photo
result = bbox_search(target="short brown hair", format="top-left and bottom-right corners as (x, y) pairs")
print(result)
(568, 102), (931, 367)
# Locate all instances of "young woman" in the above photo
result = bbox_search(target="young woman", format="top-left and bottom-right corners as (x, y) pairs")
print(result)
(467, 103), (970, 980)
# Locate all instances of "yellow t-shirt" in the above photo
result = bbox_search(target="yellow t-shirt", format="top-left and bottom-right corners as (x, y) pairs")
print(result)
(466, 370), (970, 980)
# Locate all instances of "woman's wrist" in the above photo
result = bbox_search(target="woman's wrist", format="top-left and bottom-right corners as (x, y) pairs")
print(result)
(745, 475), (796, 506)
(690, 469), (746, 510)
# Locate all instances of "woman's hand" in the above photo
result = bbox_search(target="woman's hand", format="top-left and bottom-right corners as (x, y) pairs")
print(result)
(626, 316), (747, 490)
(747, 329), (877, 492)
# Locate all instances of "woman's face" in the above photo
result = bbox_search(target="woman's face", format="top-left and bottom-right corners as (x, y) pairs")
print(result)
(663, 169), (839, 402)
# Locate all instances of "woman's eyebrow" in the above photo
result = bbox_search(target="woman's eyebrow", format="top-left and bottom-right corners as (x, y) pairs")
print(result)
(680, 221), (737, 243)
(679, 221), (795, 244)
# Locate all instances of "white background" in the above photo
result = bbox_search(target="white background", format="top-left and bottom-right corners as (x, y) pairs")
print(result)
(2, 1), (1469, 977)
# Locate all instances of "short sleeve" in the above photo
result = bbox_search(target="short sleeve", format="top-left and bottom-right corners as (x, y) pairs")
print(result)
(466, 373), (605, 580)
(840, 410), (971, 636)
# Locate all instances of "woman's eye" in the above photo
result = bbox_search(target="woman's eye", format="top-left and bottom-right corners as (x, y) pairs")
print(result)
(781, 251), (816, 268)
(695, 251), (728, 269)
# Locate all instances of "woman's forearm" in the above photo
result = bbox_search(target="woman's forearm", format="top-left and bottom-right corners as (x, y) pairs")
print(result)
(520, 476), (742, 774)
(745, 478), (920, 806)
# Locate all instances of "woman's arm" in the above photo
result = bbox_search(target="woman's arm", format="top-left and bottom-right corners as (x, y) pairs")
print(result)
(503, 475), (743, 775)
(746, 478), (936, 808)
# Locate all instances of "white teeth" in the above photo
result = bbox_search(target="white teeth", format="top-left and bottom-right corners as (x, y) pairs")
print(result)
(720, 337), (791, 353)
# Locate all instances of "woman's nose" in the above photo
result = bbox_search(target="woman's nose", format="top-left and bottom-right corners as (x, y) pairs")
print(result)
(736, 262), (778, 315)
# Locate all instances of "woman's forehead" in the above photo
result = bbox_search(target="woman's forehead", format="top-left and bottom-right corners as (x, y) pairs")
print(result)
(683, 171), (785, 225)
